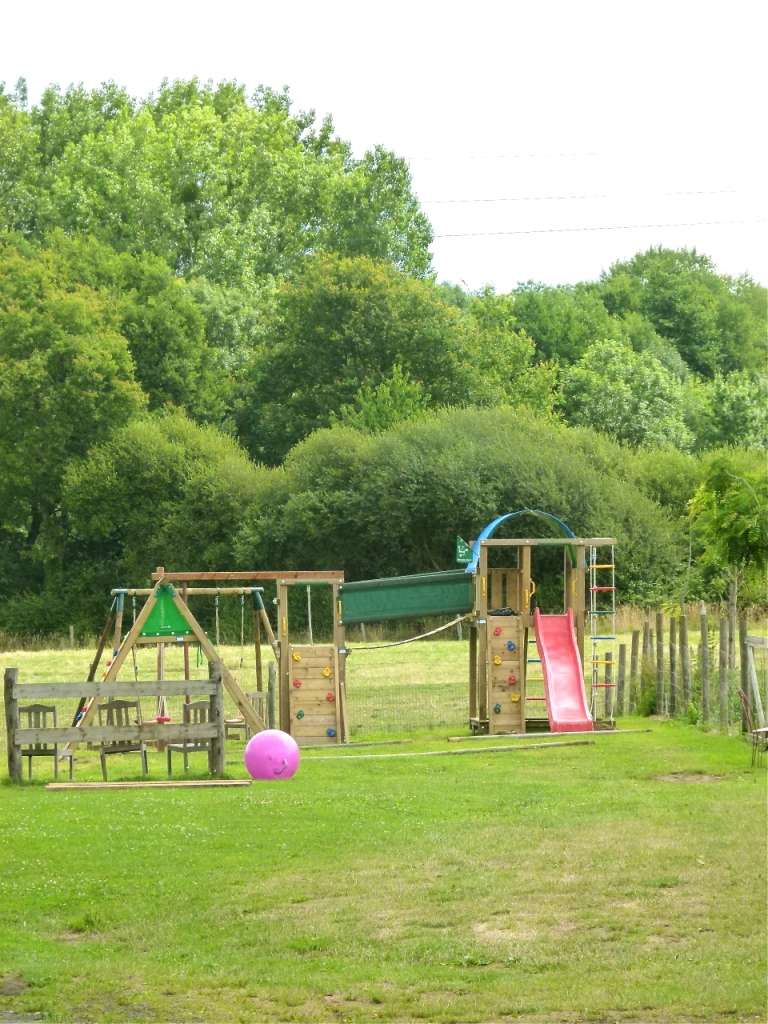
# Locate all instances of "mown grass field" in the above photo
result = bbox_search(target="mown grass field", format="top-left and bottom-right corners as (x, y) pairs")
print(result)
(0, 644), (766, 1023)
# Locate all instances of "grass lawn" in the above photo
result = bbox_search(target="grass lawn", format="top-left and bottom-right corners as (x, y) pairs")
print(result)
(0, 645), (765, 1022)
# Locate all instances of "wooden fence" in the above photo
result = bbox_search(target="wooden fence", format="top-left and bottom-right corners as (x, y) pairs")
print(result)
(606, 608), (767, 734)
(4, 665), (225, 782)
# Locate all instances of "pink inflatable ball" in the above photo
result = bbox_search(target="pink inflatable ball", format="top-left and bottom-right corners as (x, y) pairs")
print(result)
(244, 729), (300, 781)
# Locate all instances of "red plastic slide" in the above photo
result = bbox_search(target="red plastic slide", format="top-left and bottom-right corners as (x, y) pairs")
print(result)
(534, 608), (593, 733)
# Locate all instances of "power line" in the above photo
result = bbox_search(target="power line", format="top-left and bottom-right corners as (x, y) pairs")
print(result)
(433, 218), (766, 239)
(411, 151), (601, 162)
(422, 188), (740, 205)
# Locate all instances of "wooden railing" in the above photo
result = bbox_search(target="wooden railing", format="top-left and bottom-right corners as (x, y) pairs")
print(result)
(4, 665), (225, 782)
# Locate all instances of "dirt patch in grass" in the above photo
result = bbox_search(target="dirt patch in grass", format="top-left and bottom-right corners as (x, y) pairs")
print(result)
(0, 976), (29, 997)
(655, 771), (724, 783)
(474, 919), (538, 943)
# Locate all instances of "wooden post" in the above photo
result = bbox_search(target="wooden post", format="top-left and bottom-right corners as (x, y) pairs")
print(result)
(332, 582), (347, 744)
(604, 651), (613, 719)
(69, 625), (75, 648)
(629, 629), (639, 703)
(739, 612), (749, 733)
(728, 576), (737, 669)
(477, 546), (489, 723)
(182, 586), (190, 701)
(574, 546), (586, 671)
(700, 605), (710, 724)
(719, 616), (729, 733)
(277, 582), (289, 732)
(209, 663), (225, 776)
(642, 620), (650, 662)
(655, 612), (664, 714)
(4, 668), (21, 783)
(668, 617), (677, 716)
(267, 662), (276, 729)
(617, 644), (627, 716)
(469, 624), (478, 720)
(112, 592), (125, 656)
(679, 613), (691, 710)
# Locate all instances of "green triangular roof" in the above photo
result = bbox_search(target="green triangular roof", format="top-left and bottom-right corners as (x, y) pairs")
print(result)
(140, 585), (194, 638)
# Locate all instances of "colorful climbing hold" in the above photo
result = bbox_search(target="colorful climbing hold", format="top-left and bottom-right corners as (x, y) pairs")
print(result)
(326, 727), (336, 737)
(493, 655), (502, 665)
(507, 674), (517, 686)
(292, 652), (302, 662)
(292, 678), (303, 689)
(322, 665), (332, 678)
(510, 693), (520, 703)
(493, 703), (502, 714)
(296, 709), (305, 719)
(325, 691), (335, 702)
(506, 640), (517, 652)
(493, 626), (502, 637)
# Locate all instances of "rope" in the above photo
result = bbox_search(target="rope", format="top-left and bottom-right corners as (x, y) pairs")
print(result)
(348, 614), (472, 652)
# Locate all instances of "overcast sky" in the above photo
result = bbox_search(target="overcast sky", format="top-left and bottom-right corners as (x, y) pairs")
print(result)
(3, 0), (765, 290)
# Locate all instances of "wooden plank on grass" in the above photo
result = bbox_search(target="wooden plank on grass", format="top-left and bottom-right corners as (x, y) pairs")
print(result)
(447, 728), (651, 742)
(47, 779), (251, 790)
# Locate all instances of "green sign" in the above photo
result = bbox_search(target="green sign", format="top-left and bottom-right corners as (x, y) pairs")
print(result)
(455, 536), (472, 565)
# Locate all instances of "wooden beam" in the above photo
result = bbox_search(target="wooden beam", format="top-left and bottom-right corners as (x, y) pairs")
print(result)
(117, 587), (265, 597)
(150, 570), (344, 582)
(11, 681), (218, 699)
(17, 724), (218, 744)
(481, 538), (616, 548)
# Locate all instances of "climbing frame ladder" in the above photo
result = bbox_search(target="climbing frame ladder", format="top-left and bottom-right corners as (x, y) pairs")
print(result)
(588, 543), (616, 720)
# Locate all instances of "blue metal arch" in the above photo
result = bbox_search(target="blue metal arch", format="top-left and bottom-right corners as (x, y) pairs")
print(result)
(465, 509), (576, 574)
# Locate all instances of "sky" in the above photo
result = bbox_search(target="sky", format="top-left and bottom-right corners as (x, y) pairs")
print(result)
(2, 0), (765, 290)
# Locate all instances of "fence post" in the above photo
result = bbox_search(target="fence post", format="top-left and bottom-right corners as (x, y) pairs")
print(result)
(700, 605), (710, 725)
(4, 668), (22, 783)
(604, 651), (613, 719)
(629, 630), (640, 711)
(679, 613), (691, 710)
(728, 577), (737, 669)
(267, 662), (276, 730)
(617, 644), (627, 716)
(719, 616), (729, 733)
(655, 612), (664, 714)
(642, 620), (651, 662)
(209, 662), (225, 776)
(668, 617), (677, 716)
(739, 612), (749, 733)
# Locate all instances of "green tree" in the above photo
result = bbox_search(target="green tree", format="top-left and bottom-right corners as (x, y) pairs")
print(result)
(0, 80), (433, 286)
(689, 451), (768, 613)
(600, 247), (766, 375)
(333, 364), (429, 433)
(511, 281), (618, 363)
(0, 235), (145, 560)
(560, 339), (693, 449)
(237, 255), (484, 463)
(45, 412), (274, 627)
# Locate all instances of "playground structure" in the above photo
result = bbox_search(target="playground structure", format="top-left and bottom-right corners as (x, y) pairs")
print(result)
(339, 512), (616, 735)
(4, 511), (616, 782)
